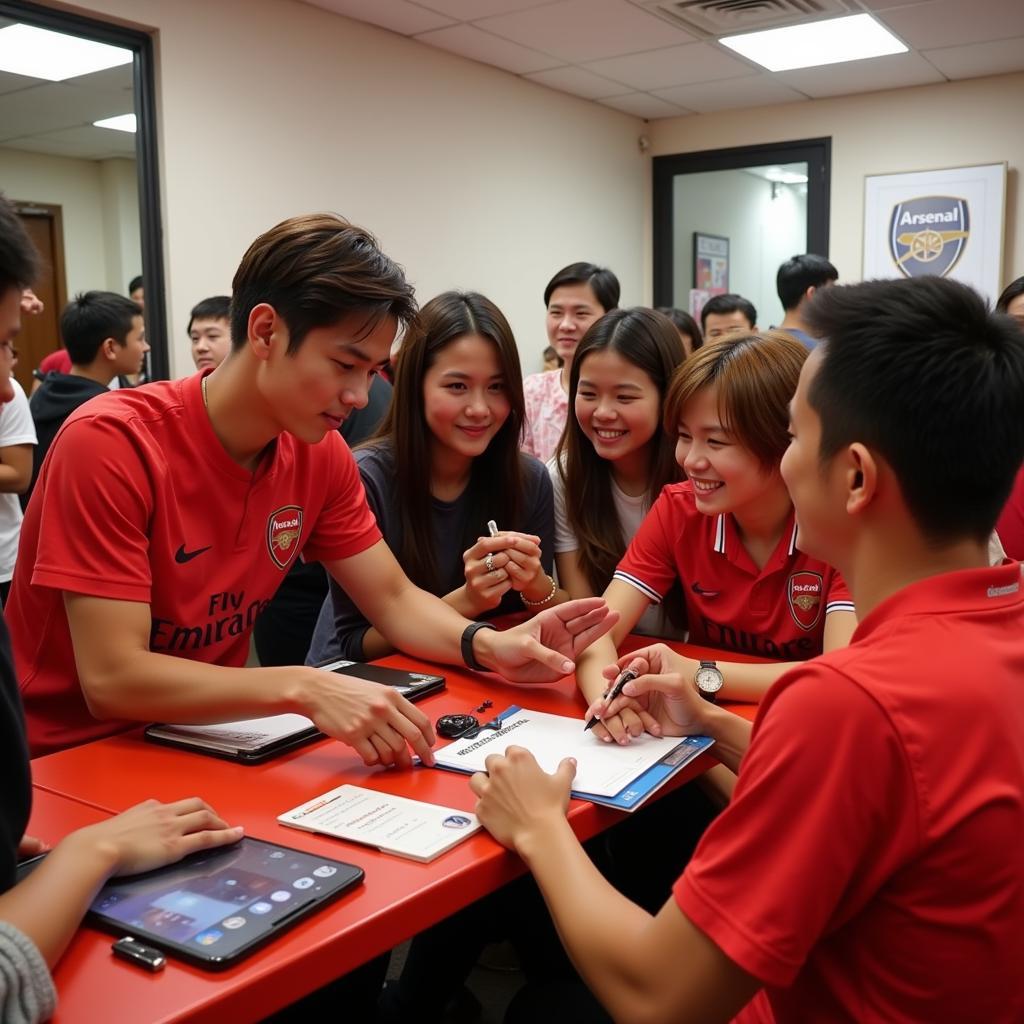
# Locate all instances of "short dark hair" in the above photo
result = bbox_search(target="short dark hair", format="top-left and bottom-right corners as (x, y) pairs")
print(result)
(60, 291), (142, 365)
(776, 254), (838, 311)
(543, 262), (620, 312)
(0, 193), (41, 297)
(996, 276), (1024, 314)
(805, 277), (1024, 544)
(656, 307), (703, 352)
(700, 293), (757, 331)
(128, 275), (143, 294)
(230, 213), (417, 353)
(187, 295), (231, 337)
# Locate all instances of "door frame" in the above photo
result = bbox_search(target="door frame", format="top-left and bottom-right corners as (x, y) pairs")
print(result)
(0, 0), (169, 380)
(653, 137), (832, 308)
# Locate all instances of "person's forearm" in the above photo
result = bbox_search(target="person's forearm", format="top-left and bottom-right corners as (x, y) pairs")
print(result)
(0, 464), (28, 493)
(516, 816), (670, 1023)
(697, 704), (752, 774)
(718, 660), (796, 703)
(359, 625), (396, 661)
(573, 633), (621, 703)
(0, 834), (118, 966)
(441, 584), (485, 620)
(81, 650), (322, 724)
(369, 582), (476, 667)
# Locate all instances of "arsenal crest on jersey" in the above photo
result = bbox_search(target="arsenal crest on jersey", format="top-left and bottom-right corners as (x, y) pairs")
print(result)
(889, 195), (969, 279)
(787, 571), (823, 631)
(267, 505), (303, 570)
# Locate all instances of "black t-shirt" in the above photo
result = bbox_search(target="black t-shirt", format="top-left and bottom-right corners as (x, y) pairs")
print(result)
(0, 613), (31, 892)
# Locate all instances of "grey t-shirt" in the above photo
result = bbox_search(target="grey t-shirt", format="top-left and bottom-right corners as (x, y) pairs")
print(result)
(306, 443), (554, 664)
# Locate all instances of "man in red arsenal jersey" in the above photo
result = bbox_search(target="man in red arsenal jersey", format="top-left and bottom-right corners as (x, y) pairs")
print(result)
(470, 276), (1024, 1023)
(8, 213), (615, 760)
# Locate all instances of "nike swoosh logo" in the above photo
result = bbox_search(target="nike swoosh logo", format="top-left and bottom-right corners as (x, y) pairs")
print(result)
(175, 544), (212, 564)
(691, 582), (720, 598)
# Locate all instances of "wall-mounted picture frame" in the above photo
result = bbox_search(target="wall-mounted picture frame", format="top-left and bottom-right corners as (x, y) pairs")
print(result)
(693, 232), (729, 294)
(863, 162), (1006, 302)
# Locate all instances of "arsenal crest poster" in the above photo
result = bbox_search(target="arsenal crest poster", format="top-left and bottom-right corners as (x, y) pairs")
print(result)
(863, 163), (1005, 302)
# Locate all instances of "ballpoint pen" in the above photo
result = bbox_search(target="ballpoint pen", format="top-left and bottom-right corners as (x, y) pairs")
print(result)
(583, 668), (638, 732)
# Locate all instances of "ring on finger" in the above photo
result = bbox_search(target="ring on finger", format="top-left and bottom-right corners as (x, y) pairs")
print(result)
(485, 552), (495, 573)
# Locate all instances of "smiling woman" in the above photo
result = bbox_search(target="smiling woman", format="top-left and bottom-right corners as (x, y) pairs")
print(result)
(0, 1), (167, 385)
(306, 289), (565, 667)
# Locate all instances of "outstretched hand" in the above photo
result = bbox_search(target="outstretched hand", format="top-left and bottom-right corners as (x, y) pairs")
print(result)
(478, 598), (618, 683)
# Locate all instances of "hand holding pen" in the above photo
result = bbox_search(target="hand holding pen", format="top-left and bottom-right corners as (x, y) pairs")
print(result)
(583, 667), (639, 732)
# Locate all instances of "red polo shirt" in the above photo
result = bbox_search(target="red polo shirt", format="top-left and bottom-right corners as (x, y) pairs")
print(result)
(613, 482), (852, 660)
(676, 561), (1024, 1023)
(9, 372), (381, 757)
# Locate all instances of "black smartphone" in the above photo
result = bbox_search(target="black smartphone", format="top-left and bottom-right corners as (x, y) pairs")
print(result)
(316, 659), (446, 702)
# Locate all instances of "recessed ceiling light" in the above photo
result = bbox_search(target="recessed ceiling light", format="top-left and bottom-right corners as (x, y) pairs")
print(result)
(0, 23), (132, 82)
(93, 113), (136, 133)
(720, 14), (907, 73)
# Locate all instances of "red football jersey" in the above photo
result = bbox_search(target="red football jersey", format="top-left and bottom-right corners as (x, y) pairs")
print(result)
(9, 373), (381, 756)
(677, 561), (1024, 1022)
(613, 481), (852, 660)
(996, 464), (1024, 560)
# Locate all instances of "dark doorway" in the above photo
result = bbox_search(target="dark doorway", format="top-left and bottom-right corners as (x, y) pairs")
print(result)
(653, 138), (831, 329)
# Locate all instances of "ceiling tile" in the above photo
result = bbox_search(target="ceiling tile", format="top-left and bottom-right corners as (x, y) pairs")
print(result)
(584, 42), (754, 91)
(777, 51), (945, 98)
(416, 0), (560, 18)
(922, 36), (1024, 78)
(599, 92), (691, 118)
(478, 0), (696, 63)
(415, 24), (561, 73)
(856, 0), (940, 8)
(299, 0), (454, 35)
(2, 125), (135, 159)
(653, 75), (809, 113)
(0, 70), (41, 97)
(0, 79), (134, 140)
(875, 0), (1024, 49)
(524, 64), (630, 99)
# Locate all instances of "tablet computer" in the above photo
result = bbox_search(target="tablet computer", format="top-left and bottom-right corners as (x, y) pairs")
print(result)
(144, 714), (322, 764)
(86, 837), (364, 969)
(315, 659), (446, 702)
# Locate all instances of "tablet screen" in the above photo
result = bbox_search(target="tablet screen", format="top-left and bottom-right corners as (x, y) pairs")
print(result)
(87, 837), (363, 967)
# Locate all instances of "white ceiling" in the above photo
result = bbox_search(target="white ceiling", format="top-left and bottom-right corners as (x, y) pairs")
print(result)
(0, 15), (135, 162)
(298, 0), (1024, 119)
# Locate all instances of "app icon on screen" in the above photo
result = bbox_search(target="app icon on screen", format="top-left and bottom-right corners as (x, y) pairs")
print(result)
(250, 902), (273, 915)
(222, 917), (246, 930)
(313, 866), (336, 878)
(293, 877), (314, 890)
(270, 890), (291, 903)
(195, 929), (223, 946)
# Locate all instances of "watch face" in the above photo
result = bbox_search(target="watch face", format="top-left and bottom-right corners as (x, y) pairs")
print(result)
(695, 665), (724, 693)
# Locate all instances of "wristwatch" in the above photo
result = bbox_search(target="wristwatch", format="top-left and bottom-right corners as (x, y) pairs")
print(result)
(694, 660), (724, 703)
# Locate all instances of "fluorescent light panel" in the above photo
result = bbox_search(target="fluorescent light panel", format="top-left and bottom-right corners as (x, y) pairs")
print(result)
(720, 13), (907, 73)
(0, 23), (132, 82)
(93, 113), (136, 133)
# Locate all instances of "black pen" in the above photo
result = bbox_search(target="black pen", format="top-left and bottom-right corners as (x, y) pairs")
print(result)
(583, 668), (638, 732)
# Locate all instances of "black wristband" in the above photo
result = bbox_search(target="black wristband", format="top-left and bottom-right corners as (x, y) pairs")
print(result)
(461, 621), (497, 672)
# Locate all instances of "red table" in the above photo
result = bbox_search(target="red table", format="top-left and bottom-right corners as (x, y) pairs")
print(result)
(31, 643), (759, 1022)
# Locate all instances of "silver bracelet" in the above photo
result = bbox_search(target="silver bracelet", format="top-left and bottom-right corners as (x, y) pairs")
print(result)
(519, 574), (557, 607)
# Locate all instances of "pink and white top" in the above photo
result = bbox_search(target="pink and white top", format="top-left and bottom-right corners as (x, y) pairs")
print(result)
(521, 369), (568, 464)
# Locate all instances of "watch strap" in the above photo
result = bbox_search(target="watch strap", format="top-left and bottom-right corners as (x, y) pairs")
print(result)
(461, 621), (497, 672)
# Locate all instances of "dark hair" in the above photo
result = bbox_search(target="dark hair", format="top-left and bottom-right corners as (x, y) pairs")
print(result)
(805, 276), (1024, 544)
(60, 291), (142, 365)
(776, 254), (838, 311)
(542, 345), (564, 367)
(0, 193), (41, 297)
(544, 262), (620, 312)
(187, 295), (231, 336)
(556, 308), (685, 595)
(127, 275), (143, 294)
(665, 330), (806, 471)
(996, 276), (1024, 314)
(700, 293), (757, 332)
(655, 307), (703, 353)
(368, 291), (525, 593)
(230, 213), (417, 353)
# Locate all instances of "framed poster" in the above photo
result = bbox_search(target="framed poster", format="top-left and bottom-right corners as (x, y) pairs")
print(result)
(693, 232), (729, 294)
(863, 163), (1006, 301)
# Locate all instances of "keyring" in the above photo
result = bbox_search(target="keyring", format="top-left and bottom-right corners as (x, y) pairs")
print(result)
(485, 552), (495, 574)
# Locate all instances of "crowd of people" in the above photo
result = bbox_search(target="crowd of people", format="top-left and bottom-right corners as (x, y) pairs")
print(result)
(0, 188), (1022, 1022)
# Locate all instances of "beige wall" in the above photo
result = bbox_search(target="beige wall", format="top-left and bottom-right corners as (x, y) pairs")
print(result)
(650, 73), (1024, 295)
(0, 148), (140, 297)
(55, 0), (645, 376)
